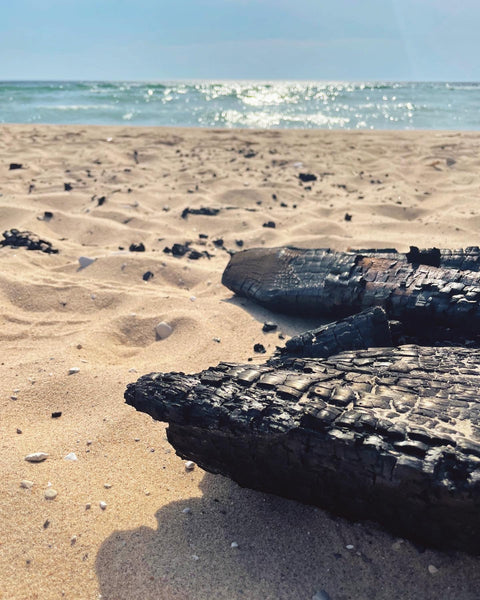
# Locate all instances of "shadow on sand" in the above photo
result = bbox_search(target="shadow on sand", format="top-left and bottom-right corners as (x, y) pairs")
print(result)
(95, 472), (480, 600)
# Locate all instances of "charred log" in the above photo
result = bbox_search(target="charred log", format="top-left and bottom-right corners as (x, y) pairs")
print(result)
(125, 345), (480, 554)
(281, 306), (392, 357)
(222, 247), (480, 334)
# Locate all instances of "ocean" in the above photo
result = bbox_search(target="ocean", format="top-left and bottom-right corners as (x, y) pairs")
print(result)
(1, 80), (480, 130)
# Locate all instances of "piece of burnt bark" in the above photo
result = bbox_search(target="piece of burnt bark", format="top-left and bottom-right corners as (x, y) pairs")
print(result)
(125, 344), (480, 554)
(282, 307), (391, 358)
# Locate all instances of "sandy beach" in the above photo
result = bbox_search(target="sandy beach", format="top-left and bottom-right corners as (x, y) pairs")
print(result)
(1, 124), (480, 600)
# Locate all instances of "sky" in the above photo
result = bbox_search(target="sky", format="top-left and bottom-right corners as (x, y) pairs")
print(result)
(1, 0), (479, 81)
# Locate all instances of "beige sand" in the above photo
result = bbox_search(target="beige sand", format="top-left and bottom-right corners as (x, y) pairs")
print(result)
(1, 125), (480, 600)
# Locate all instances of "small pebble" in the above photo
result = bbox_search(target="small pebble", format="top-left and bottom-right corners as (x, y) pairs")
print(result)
(78, 256), (96, 269)
(185, 461), (195, 471)
(71, 535), (77, 545)
(182, 507), (192, 514)
(144, 490), (150, 496)
(20, 480), (34, 489)
(51, 411), (62, 419)
(312, 591), (332, 600)
(155, 321), (173, 340)
(64, 452), (77, 461)
(44, 488), (58, 500)
(99, 501), (107, 510)
(391, 540), (404, 551)
(262, 322), (278, 332)
(253, 343), (266, 354)
(346, 544), (354, 550)
(68, 367), (80, 375)
(192, 554), (199, 561)
(213, 337), (221, 343)
(134, 438), (140, 442)
(85, 503), (91, 510)
(190, 296), (196, 302)
(104, 483), (112, 489)
(128, 368), (137, 373)
(16, 428), (22, 434)
(230, 541), (239, 549)
(25, 452), (48, 463)
(10, 395), (17, 401)
(428, 564), (439, 575)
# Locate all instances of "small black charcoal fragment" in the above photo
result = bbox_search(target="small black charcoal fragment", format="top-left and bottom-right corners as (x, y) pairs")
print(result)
(344, 213), (352, 221)
(188, 250), (203, 260)
(181, 207), (220, 219)
(37, 211), (53, 221)
(199, 233), (208, 239)
(9, 163), (22, 170)
(97, 196), (106, 206)
(254, 343), (266, 354)
(129, 242), (145, 252)
(64, 183), (73, 191)
(272, 193), (277, 200)
(51, 411), (62, 419)
(213, 238), (224, 248)
(262, 322), (278, 332)
(143, 271), (154, 281)
(235, 239), (244, 247)
(298, 173), (317, 183)
(263, 221), (276, 228)
(171, 243), (189, 257)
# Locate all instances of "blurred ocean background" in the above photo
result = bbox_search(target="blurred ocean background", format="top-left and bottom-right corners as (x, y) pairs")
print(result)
(1, 80), (479, 129)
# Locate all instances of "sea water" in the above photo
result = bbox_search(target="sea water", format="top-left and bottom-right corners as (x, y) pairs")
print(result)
(1, 80), (480, 129)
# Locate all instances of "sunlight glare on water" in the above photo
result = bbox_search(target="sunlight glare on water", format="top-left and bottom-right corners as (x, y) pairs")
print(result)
(1, 80), (480, 129)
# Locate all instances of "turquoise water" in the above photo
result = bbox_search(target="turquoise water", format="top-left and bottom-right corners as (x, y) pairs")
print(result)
(1, 80), (480, 129)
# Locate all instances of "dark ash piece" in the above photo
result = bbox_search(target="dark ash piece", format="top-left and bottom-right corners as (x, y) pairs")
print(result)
(0, 229), (59, 254)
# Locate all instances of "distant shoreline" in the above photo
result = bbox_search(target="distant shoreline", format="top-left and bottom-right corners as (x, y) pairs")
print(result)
(1, 80), (479, 130)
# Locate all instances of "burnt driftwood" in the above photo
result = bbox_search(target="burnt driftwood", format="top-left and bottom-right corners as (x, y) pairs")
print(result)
(222, 247), (480, 336)
(126, 344), (480, 553)
(126, 245), (480, 553)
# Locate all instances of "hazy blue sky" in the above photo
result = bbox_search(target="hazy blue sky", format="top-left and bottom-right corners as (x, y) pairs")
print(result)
(1, 0), (479, 81)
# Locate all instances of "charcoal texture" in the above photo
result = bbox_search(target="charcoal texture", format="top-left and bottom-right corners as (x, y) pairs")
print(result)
(283, 307), (392, 357)
(125, 345), (480, 553)
(352, 245), (480, 271)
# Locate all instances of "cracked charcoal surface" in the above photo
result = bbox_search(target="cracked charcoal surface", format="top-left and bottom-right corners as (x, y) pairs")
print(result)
(125, 344), (480, 554)
(222, 247), (480, 335)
